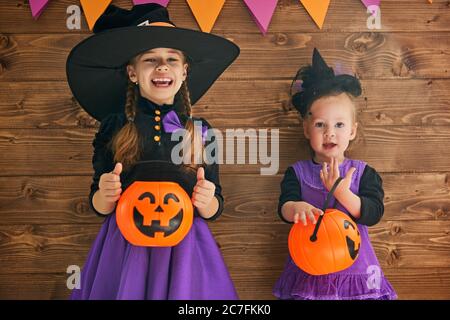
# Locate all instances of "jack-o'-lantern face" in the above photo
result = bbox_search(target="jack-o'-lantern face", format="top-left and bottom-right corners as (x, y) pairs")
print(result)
(288, 209), (361, 275)
(343, 219), (360, 260)
(116, 181), (193, 247)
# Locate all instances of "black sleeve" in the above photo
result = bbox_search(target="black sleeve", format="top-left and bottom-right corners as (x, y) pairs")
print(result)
(356, 165), (385, 226)
(278, 166), (302, 224)
(88, 113), (125, 217)
(198, 117), (224, 221)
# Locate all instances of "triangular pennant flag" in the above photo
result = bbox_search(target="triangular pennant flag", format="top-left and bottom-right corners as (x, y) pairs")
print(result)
(186, 0), (226, 33)
(299, 0), (330, 29)
(360, 0), (381, 9)
(132, 0), (170, 6)
(29, 0), (51, 20)
(242, 0), (278, 35)
(80, 0), (112, 31)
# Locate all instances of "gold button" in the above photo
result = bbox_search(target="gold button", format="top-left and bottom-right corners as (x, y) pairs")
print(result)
(154, 136), (161, 142)
(155, 125), (161, 131)
(155, 116), (161, 122)
(155, 110), (161, 115)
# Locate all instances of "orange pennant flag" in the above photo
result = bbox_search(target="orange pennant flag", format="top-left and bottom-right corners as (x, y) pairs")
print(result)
(186, 0), (226, 33)
(80, 0), (112, 31)
(300, 0), (330, 29)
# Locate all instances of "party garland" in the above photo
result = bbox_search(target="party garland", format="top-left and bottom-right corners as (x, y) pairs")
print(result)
(29, 0), (433, 33)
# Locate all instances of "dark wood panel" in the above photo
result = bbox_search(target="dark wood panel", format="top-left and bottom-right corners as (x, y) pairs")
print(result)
(1, 79), (449, 129)
(233, 267), (450, 300)
(0, 175), (99, 225)
(232, 267), (450, 300)
(219, 173), (450, 223)
(3, 173), (448, 225)
(0, 221), (449, 275)
(1, 268), (450, 299)
(0, 126), (450, 175)
(0, 0), (449, 302)
(0, 273), (70, 300)
(1, 32), (450, 81)
(368, 220), (450, 268)
(1, 0), (449, 33)
(209, 221), (450, 269)
(0, 81), (94, 129)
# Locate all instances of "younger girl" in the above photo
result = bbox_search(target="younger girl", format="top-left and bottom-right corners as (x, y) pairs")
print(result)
(66, 3), (240, 299)
(273, 48), (397, 300)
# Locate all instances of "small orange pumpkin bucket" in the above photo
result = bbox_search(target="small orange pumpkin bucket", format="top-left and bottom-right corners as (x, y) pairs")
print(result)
(288, 177), (361, 275)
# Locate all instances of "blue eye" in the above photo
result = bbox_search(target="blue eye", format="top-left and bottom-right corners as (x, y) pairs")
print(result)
(314, 122), (324, 128)
(336, 122), (345, 128)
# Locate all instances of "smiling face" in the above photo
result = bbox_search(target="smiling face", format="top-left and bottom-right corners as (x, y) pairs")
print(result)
(127, 48), (188, 105)
(303, 93), (358, 163)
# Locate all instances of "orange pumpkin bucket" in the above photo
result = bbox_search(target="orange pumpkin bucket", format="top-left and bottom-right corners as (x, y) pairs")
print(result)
(288, 177), (361, 275)
(117, 181), (193, 247)
(115, 161), (196, 247)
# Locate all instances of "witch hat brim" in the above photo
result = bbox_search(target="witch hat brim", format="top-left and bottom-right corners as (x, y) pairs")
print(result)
(66, 24), (240, 121)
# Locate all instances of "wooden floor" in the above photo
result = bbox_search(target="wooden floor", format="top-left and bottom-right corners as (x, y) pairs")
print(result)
(0, 0), (449, 299)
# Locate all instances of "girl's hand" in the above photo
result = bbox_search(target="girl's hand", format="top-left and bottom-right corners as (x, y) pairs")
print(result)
(192, 167), (215, 209)
(98, 162), (123, 203)
(291, 202), (323, 226)
(320, 157), (356, 195)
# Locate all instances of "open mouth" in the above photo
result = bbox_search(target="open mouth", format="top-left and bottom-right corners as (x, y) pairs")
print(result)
(323, 143), (337, 150)
(151, 78), (174, 88)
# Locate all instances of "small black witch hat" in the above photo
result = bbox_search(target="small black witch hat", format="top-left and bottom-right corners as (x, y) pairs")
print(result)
(291, 48), (362, 118)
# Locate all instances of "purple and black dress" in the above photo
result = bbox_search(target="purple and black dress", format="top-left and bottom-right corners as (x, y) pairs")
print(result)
(70, 96), (238, 300)
(273, 158), (397, 300)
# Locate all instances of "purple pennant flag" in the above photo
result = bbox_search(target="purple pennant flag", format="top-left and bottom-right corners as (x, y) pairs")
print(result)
(29, 0), (51, 19)
(133, 0), (170, 6)
(243, 0), (278, 35)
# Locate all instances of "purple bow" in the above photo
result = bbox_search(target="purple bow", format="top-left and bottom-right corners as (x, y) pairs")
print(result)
(162, 110), (208, 144)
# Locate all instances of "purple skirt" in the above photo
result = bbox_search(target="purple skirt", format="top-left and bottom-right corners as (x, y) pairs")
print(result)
(273, 257), (397, 300)
(70, 214), (238, 300)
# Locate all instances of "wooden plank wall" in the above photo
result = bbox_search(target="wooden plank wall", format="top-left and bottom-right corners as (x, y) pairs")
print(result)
(0, 0), (449, 299)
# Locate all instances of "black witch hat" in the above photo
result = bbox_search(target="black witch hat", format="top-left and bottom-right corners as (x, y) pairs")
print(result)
(66, 3), (240, 121)
(291, 48), (362, 118)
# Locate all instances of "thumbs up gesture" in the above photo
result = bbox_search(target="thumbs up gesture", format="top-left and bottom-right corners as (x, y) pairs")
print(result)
(192, 167), (216, 209)
(98, 162), (123, 203)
